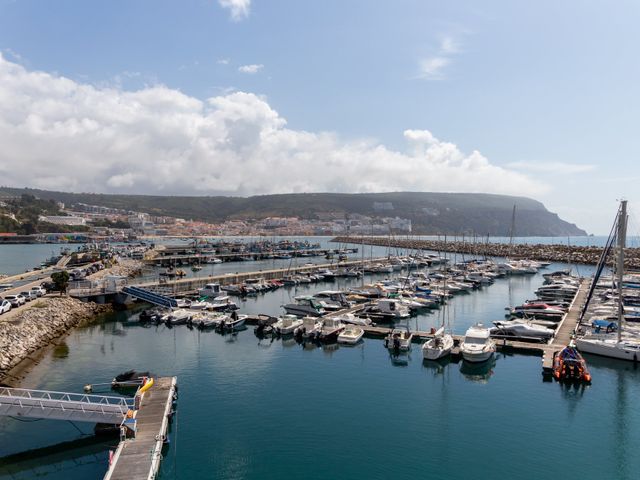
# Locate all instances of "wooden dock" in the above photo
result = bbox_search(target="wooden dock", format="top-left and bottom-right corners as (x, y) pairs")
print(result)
(104, 376), (177, 480)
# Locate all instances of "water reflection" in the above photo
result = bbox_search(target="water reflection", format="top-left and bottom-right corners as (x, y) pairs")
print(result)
(388, 350), (411, 367)
(422, 357), (451, 376)
(459, 357), (496, 383)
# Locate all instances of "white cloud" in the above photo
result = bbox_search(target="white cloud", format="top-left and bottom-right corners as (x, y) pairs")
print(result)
(238, 64), (263, 74)
(218, 0), (250, 21)
(418, 35), (461, 80)
(0, 53), (544, 198)
(217, 58), (230, 65)
(507, 161), (596, 174)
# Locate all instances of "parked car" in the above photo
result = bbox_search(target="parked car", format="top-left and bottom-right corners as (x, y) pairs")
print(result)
(20, 291), (37, 302)
(30, 286), (46, 297)
(5, 295), (25, 307)
(41, 281), (59, 292)
(0, 300), (11, 314)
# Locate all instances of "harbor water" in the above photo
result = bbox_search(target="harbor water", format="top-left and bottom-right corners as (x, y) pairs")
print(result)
(1, 239), (639, 479)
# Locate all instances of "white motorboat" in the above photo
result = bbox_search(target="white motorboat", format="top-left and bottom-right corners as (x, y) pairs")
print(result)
(317, 317), (345, 343)
(491, 320), (554, 341)
(294, 316), (322, 339)
(460, 324), (495, 363)
(384, 325), (413, 351)
(333, 312), (372, 326)
(422, 327), (454, 360)
(273, 314), (303, 335)
(338, 326), (364, 344)
(221, 314), (247, 331)
(198, 283), (224, 298)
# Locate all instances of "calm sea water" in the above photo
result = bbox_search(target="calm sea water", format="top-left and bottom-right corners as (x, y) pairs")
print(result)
(1, 240), (639, 479)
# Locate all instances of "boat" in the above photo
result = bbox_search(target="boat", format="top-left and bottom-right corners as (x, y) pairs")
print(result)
(220, 314), (247, 331)
(460, 324), (495, 363)
(576, 201), (640, 361)
(338, 326), (364, 344)
(490, 320), (554, 341)
(198, 283), (224, 298)
(553, 343), (592, 383)
(317, 317), (345, 343)
(384, 325), (413, 351)
(294, 316), (322, 340)
(422, 327), (454, 360)
(273, 314), (304, 335)
(422, 278), (454, 360)
(333, 312), (373, 326)
(282, 298), (325, 317)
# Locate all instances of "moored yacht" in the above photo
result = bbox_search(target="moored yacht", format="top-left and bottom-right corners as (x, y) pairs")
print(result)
(460, 324), (495, 363)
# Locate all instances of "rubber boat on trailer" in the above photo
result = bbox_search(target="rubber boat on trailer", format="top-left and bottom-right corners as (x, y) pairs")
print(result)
(553, 344), (592, 383)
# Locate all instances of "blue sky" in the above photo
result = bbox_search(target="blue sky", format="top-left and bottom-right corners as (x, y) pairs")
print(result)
(0, 0), (638, 234)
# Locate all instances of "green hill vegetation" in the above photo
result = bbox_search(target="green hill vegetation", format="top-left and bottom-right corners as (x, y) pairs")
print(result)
(0, 187), (587, 236)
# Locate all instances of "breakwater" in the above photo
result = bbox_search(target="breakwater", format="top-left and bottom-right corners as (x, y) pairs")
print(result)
(332, 236), (640, 268)
(0, 298), (112, 382)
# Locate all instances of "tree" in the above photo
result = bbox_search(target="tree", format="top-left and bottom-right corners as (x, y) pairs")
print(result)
(51, 271), (70, 295)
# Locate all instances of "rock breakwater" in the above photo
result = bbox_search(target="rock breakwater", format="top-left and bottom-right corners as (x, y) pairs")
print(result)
(332, 236), (640, 268)
(0, 297), (113, 381)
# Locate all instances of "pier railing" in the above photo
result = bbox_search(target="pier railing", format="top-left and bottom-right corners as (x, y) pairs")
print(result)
(0, 387), (133, 425)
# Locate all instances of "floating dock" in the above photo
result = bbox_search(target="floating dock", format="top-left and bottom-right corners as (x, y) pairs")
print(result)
(541, 278), (590, 374)
(103, 376), (177, 480)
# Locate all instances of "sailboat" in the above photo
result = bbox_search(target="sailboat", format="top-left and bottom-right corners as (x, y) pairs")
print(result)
(422, 277), (454, 360)
(576, 200), (640, 361)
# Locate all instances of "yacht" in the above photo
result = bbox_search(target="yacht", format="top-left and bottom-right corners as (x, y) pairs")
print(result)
(460, 324), (495, 363)
(282, 298), (325, 317)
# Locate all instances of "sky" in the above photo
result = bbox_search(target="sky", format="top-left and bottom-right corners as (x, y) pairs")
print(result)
(0, 0), (638, 234)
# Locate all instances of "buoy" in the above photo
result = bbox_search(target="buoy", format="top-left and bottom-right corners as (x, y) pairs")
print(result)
(84, 384), (92, 393)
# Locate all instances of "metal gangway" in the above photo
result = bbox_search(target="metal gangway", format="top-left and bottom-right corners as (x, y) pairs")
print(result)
(0, 387), (134, 425)
(122, 285), (178, 308)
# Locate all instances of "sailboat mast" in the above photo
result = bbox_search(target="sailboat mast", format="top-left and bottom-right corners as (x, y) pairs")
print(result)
(508, 204), (516, 258)
(617, 200), (627, 343)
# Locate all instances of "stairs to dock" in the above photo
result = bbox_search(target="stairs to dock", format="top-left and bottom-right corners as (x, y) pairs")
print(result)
(122, 286), (178, 309)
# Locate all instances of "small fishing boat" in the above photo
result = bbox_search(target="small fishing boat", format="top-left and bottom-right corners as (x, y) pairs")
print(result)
(273, 314), (303, 335)
(384, 325), (413, 351)
(338, 326), (364, 344)
(553, 344), (592, 383)
(317, 317), (345, 343)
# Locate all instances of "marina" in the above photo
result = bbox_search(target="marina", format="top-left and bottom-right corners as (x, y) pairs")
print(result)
(1, 234), (640, 480)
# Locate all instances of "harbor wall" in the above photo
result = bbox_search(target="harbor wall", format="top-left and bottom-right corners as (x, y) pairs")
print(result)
(0, 297), (113, 383)
(332, 236), (640, 268)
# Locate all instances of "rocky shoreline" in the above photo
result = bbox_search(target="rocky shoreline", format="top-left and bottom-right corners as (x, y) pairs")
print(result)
(332, 236), (640, 268)
(0, 297), (113, 383)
